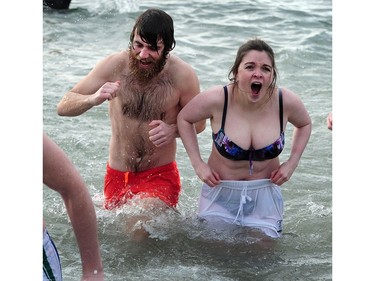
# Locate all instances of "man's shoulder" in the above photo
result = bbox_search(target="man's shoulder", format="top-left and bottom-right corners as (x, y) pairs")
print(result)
(105, 50), (128, 64)
(168, 54), (192, 68)
(166, 54), (199, 94)
(167, 54), (195, 78)
(98, 51), (129, 76)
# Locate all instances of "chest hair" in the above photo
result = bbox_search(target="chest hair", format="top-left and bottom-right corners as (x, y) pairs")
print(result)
(120, 74), (174, 122)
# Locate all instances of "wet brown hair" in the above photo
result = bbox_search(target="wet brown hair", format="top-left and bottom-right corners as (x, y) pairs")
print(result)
(129, 9), (176, 60)
(228, 38), (278, 98)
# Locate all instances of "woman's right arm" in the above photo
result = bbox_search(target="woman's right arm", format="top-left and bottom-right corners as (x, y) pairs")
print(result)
(177, 87), (221, 186)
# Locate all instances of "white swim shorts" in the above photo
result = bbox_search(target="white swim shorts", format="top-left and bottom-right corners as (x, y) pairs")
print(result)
(43, 228), (62, 281)
(198, 179), (284, 238)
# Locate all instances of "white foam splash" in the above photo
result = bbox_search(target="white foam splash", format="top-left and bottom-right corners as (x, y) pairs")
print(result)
(88, 0), (139, 15)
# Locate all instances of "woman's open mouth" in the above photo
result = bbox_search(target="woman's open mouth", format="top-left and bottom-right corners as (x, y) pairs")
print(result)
(251, 82), (262, 95)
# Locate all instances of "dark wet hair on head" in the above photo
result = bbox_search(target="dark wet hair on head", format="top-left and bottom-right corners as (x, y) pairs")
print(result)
(228, 38), (278, 95)
(129, 9), (176, 59)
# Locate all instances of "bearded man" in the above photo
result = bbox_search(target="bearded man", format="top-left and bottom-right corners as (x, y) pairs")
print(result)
(57, 9), (205, 240)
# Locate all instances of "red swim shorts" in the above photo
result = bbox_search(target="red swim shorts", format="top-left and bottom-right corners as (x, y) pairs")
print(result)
(103, 161), (181, 210)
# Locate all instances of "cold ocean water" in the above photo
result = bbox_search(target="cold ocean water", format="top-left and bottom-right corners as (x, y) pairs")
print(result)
(43, 0), (332, 280)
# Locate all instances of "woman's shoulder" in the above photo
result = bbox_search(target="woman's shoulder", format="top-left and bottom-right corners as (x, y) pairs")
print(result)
(199, 85), (229, 107)
(201, 84), (227, 97)
(278, 87), (309, 115)
(278, 87), (301, 104)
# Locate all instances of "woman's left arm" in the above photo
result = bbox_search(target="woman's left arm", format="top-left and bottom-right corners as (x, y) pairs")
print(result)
(270, 89), (312, 185)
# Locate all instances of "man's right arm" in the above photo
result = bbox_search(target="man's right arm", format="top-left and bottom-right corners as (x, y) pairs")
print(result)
(57, 54), (122, 116)
(57, 91), (99, 117)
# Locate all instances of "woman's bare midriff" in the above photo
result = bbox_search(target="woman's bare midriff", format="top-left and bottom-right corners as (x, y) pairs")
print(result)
(208, 149), (280, 180)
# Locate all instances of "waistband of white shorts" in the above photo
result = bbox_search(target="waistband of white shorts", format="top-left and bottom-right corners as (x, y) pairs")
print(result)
(205, 179), (276, 190)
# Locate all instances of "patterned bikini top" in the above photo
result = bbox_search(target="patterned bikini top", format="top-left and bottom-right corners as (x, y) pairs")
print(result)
(212, 85), (285, 174)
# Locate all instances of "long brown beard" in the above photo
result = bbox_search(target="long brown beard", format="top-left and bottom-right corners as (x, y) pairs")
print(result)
(128, 50), (166, 84)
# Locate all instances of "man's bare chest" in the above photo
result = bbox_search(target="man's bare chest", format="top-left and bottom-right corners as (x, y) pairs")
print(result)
(119, 78), (178, 122)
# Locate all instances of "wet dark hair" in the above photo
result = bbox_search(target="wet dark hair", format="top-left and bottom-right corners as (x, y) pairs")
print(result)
(129, 9), (176, 59)
(228, 38), (278, 97)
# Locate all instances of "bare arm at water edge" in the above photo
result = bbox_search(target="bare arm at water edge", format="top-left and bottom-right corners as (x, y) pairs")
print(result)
(57, 53), (124, 116)
(177, 86), (222, 186)
(43, 133), (104, 280)
(270, 89), (312, 186)
(326, 111), (332, 130)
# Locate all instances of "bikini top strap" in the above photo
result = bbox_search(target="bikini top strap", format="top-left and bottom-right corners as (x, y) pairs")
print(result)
(278, 88), (284, 133)
(221, 85), (229, 130)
